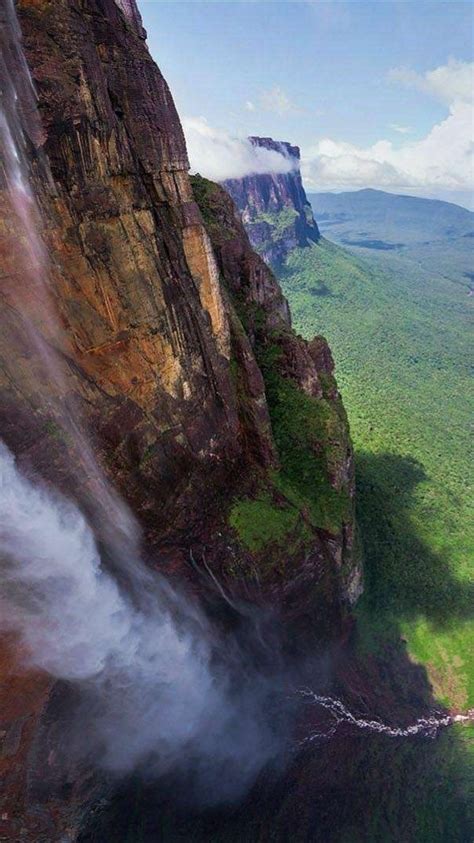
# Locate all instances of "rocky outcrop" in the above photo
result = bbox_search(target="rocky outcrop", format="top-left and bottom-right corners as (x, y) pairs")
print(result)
(0, 3), (358, 839)
(223, 137), (320, 267)
(192, 175), (360, 618)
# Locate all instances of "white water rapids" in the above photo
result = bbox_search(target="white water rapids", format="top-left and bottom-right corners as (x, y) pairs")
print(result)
(297, 688), (474, 742)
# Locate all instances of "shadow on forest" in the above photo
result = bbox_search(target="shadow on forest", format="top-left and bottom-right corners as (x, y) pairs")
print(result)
(78, 452), (474, 843)
(356, 451), (473, 629)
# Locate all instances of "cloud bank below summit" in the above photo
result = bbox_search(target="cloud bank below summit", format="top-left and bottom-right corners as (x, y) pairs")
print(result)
(183, 117), (295, 182)
(183, 61), (473, 206)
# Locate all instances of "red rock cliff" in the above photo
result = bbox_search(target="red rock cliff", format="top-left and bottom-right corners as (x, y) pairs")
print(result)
(0, 3), (359, 839)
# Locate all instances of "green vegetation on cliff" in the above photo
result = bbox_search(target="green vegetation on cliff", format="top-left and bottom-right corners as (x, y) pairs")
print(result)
(226, 338), (351, 574)
(229, 491), (301, 554)
(258, 344), (350, 535)
(253, 206), (298, 236)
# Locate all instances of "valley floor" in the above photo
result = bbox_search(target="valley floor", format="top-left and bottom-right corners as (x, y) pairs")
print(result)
(277, 236), (474, 837)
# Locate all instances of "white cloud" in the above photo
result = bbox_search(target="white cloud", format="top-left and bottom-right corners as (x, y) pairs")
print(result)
(260, 85), (299, 116)
(301, 60), (474, 201)
(243, 86), (309, 118)
(389, 58), (473, 106)
(389, 124), (413, 135)
(182, 116), (295, 181)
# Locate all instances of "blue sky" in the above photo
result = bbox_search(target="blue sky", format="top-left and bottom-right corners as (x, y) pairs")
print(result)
(139, 1), (474, 207)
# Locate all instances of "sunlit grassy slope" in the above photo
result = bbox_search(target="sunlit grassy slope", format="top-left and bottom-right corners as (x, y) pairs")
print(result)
(278, 237), (473, 708)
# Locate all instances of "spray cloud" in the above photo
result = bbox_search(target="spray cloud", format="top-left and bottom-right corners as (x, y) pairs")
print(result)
(0, 441), (282, 802)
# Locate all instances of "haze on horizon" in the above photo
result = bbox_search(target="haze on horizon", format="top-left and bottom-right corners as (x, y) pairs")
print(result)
(140, 0), (474, 210)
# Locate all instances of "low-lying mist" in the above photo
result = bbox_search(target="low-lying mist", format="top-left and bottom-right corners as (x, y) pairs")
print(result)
(0, 441), (287, 805)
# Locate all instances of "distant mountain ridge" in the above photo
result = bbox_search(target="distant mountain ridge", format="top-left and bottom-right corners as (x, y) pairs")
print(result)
(309, 188), (474, 290)
(309, 188), (473, 241)
(222, 137), (320, 267)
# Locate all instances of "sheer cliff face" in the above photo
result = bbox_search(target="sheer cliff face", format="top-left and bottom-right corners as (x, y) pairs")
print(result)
(223, 137), (320, 267)
(3, 0), (239, 539)
(113, 0), (146, 36)
(0, 3), (358, 839)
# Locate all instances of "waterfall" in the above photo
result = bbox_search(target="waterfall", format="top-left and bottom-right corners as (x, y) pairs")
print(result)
(0, 0), (140, 555)
(0, 1), (283, 804)
(0, 0), (52, 324)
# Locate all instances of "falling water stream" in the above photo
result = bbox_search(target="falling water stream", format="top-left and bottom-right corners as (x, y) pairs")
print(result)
(0, 0), (143, 561)
(0, 0), (53, 316)
(0, 0), (283, 804)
